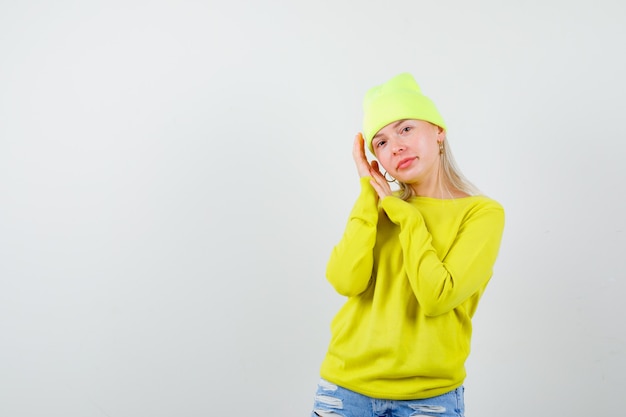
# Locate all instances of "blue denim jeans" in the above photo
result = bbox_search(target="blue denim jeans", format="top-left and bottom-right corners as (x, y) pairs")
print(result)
(311, 379), (465, 417)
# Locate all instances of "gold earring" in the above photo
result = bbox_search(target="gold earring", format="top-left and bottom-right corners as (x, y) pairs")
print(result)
(383, 171), (396, 183)
(439, 142), (444, 155)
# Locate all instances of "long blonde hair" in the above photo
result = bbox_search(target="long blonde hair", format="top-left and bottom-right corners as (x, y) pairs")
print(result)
(395, 139), (480, 201)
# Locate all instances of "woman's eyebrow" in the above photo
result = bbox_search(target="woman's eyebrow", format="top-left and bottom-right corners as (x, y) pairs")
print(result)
(373, 120), (407, 140)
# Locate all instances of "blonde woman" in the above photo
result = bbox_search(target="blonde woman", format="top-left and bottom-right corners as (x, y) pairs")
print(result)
(311, 73), (505, 417)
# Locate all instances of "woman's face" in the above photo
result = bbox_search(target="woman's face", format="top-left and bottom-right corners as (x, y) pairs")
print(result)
(371, 119), (445, 186)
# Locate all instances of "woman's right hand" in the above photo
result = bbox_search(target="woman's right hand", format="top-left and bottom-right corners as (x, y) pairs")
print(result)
(353, 133), (393, 199)
(353, 133), (374, 178)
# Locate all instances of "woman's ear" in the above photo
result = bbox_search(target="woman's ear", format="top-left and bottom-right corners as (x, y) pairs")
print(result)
(437, 126), (446, 141)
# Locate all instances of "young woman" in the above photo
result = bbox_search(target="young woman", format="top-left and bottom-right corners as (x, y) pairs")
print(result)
(311, 73), (505, 417)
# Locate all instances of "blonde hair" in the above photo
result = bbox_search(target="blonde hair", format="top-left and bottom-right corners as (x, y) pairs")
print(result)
(395, 139), (481, 201)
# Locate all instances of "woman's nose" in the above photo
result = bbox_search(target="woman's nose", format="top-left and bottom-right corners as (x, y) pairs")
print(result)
(392, 141), (405, 154)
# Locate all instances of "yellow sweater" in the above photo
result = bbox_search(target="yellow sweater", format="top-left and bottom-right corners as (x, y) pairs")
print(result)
(320, 177), (505, 400)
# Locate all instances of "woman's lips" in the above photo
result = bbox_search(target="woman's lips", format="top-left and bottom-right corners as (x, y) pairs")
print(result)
(397, 157), (417, 170)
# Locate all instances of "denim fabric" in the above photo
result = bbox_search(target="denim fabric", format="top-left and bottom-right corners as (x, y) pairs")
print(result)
(311, 379), (465, 417)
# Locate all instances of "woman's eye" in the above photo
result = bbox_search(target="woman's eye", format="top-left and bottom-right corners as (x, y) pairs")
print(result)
(376, 140), (386, 148)
(402, 126), (411, 133)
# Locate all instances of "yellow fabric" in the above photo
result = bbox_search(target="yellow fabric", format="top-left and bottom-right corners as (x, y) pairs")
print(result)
(320, 177), (505, 400)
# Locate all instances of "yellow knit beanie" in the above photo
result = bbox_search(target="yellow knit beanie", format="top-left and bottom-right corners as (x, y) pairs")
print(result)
(363, 73), (446, 153)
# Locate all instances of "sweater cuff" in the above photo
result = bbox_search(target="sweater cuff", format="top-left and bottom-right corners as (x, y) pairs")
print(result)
(381, 195), (422, 226)
(347, 176), (379, 225)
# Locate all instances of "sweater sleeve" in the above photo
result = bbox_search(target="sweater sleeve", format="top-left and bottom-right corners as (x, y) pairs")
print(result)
(381, 196), (505, 316)
(325, 177), (380, 297)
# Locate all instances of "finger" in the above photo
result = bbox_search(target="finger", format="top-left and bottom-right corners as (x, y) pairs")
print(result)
(369, 178), (382, 196)
(353, 133), (373, 178)
(353, 133), (365, 158)
(370, 177), (392, 199)
(370, 160), (382, 176)
(370, 170), (387, 188)
(369, 178), (389, 199)
(370, 161), (386, 181)
(353, 133), (361, 147)
(358, 133), (367, 154)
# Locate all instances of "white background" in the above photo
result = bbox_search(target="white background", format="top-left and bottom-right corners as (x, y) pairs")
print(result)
(1, 1), (625, 416)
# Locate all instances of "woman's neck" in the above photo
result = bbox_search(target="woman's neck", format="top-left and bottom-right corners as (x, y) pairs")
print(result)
(408, 177), (468, 199)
